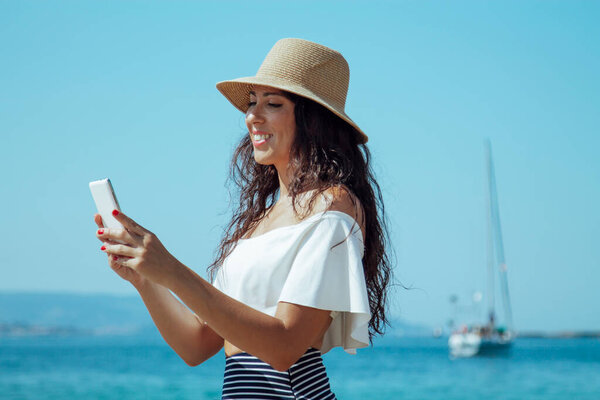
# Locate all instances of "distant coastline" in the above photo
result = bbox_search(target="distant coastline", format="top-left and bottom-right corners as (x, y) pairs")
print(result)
(0, 322), (90, 337)
(1, 292), (598, 339)
(2, 321), (599, 339)
(516, 331), (600, 339)
(0, 322), (148, 337)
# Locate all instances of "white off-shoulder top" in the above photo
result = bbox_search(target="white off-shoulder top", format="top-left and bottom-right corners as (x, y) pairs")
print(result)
(212, 210), (371, 355)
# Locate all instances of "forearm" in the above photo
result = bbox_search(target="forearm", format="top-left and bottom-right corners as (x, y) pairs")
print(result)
(135, 279), (223, 365)
(166, 263), (303, 370)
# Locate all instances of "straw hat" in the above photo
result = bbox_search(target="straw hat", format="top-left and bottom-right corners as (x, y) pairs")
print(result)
(216, 38), (368, 144)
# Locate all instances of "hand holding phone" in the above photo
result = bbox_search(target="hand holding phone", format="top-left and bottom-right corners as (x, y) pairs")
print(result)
(90, 179), (143, 285)
(89, 178), (123, 230)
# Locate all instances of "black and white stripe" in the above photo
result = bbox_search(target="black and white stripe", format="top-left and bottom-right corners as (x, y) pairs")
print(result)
(222, 348), (337, 400)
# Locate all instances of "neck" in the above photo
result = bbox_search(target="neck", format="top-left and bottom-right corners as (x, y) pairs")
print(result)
(275, 164), (319, 211)
(276, 164), (293, 204)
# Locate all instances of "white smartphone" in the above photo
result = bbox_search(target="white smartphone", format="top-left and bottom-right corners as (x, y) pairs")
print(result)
(89, 178), (123, 229)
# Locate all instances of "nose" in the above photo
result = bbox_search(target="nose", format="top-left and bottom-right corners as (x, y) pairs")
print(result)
(245, 105), (265, 127)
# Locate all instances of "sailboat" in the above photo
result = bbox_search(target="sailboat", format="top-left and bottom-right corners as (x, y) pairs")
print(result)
(448, 140), (515, 358)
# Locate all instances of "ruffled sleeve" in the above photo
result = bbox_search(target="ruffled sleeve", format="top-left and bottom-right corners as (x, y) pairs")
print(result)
(277, 212), (371, 355)
(212, 266), (225, 292)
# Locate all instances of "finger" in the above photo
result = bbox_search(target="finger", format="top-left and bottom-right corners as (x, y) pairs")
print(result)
(102, 238), (127, 245)
(96, 236), (123, 245)
(108, 254), (131, 270)
(111, 209), (148, 237)
(102, 243), (139, 258)
(97, 227), (140, 245)
(111, 254), (134, 269)
(94, 214), (105, 228)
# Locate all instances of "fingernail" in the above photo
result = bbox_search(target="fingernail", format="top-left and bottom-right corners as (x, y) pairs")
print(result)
(101, 245), (106, 251)
(112, 209), (119, 216)
(97, 229), (104, 235)
(113, 255), (119, 260)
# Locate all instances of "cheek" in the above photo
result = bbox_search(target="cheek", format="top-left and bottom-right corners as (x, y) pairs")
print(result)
(284, 114), (296, 144)
(287, 128), (296, 147)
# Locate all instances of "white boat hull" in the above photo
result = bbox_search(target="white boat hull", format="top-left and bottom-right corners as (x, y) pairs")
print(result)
(449, 331), (513, 358)
(448, 332), (481, 358)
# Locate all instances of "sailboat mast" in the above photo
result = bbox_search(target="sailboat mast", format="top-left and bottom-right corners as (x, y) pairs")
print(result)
(485, 140), (514, 332)
(485, 142), (496, 326)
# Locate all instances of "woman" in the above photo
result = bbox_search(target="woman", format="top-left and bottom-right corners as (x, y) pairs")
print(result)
(94, 38), (392, 399)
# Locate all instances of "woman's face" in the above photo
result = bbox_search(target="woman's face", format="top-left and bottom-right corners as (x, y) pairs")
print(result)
(245, 85), (296, 170)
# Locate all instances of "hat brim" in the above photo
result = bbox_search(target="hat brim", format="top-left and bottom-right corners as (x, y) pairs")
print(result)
(216, 76), (368, 144)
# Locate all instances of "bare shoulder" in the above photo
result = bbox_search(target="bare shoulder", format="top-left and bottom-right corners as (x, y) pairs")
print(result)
(312, 185), (366, 241)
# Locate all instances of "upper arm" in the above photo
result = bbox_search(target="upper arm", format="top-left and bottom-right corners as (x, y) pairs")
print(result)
(273, 301), (333, 362)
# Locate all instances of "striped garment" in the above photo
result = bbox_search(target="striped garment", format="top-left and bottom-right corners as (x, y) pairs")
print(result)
(222, 348), (337, 400)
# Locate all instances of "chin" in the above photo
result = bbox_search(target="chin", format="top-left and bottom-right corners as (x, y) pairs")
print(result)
(253, 155), (273, 166)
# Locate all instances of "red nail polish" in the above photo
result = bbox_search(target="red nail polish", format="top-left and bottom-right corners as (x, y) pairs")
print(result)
(98, 229), (104, 235)
(112, 209), (119, 216)
(101, 245), (106, 251)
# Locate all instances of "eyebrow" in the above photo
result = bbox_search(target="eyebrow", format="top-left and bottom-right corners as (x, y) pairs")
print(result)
(249, 91), (284, 97)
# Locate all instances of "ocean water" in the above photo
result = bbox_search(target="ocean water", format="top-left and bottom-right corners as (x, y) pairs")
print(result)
(1, 335), (599, 399)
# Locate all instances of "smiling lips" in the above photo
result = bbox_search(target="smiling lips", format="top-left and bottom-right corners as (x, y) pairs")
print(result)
(252, 131), (273, 146)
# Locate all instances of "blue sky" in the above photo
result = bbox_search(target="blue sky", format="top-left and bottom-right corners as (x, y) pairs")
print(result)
(1, 1), (598, 332)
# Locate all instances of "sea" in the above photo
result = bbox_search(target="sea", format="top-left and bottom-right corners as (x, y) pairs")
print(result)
(1, 335), (599, 400)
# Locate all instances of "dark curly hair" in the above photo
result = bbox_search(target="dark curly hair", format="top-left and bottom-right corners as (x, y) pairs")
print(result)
(208, 92), (394, 341)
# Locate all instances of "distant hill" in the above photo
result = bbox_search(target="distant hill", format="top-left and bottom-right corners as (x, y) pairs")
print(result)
(0, 291), (155, 336)
(0, 291), (431, 337)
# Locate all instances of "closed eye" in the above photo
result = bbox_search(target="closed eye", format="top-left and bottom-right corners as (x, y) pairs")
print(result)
(247, 102), (282, 108)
